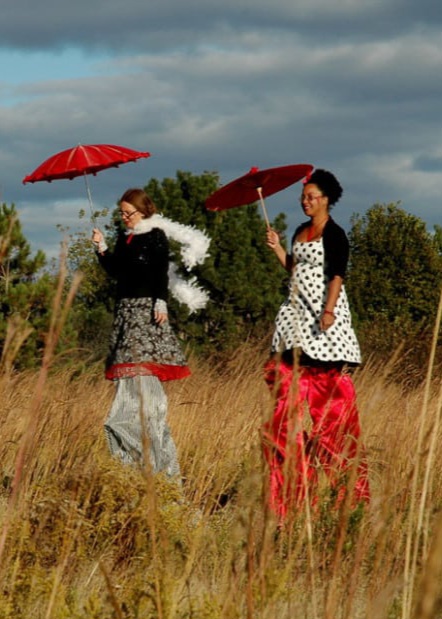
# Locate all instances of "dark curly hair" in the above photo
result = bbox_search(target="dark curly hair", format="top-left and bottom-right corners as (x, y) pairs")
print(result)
(306, 169), (343, 206)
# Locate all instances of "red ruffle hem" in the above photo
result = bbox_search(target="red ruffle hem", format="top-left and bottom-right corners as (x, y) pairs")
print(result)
(262, 357), (370, 520)
(106, 362), (191, 382)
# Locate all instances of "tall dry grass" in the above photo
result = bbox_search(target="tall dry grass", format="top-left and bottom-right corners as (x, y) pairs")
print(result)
(1, 332), (442, 618)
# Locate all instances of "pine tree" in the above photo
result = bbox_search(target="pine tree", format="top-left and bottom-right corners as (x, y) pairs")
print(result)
(0, 203), (54, 368)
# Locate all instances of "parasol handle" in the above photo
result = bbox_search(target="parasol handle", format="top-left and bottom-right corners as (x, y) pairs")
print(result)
(256, 186), (270, 228)
(83, 172), (96, 225)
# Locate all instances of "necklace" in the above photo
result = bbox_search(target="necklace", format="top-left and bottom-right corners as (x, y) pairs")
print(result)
(307, 217), (329, 242)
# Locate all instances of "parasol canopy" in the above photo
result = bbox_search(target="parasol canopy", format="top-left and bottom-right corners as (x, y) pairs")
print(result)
(23, 143), (151, 221)
(205, 163), (313, 226)
(23, 143), (150, 184)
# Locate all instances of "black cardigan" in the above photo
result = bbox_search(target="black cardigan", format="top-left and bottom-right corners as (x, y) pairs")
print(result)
(291, 217), (349, 279)
(97, 228), (169, 302)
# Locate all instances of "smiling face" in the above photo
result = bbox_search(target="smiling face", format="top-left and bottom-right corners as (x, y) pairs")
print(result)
(119, 200), (144, 229)
(299, 183), (329, 219)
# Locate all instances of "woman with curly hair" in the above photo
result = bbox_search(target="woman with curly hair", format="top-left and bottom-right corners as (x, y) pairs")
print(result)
(264, 169), (370, 518)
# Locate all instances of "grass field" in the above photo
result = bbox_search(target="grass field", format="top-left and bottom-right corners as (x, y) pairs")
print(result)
(1, 336), (442, 619)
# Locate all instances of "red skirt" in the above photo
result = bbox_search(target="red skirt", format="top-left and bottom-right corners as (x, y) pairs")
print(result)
(262, 356), (370, 519)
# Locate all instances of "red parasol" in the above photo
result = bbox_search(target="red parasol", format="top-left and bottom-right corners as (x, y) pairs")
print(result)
(205, 163), (313, 227)
(23, 143), (151, 219)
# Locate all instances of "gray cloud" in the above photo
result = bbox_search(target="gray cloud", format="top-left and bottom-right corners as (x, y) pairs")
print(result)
(1, 0), (441, 51)
(414, 155), (442, 172)
(1, 0), (441, 257)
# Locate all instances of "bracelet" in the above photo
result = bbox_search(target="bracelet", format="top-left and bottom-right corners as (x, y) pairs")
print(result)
(323, 310), (335, 316)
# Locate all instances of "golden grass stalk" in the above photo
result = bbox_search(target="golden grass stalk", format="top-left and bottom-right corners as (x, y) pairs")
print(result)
(0, 244), (83, 570)
(402, 286), (442, 619)
(0, 213), (16, 267)
(412, 510), (442, 618)
(0, 313), (34, 374)
(1, 334), (442, 616)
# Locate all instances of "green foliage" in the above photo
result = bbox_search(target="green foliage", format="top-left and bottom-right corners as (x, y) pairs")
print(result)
(65, 228), (115, 361)
(433, 224), (442, 256)
(346, 203), (442, 366)
(146, 170), (289, 356)
(0, 204), (46, 278)
(0, 203), (54, 368)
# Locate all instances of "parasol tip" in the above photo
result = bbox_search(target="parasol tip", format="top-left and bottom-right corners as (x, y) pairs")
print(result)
(249, 166), (259, 174)
(302, 169), (313, 184)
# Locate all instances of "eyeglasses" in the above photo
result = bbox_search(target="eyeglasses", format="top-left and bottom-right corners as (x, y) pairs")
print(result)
(299, 193), (324, 204)
(120, 210), (138, 220)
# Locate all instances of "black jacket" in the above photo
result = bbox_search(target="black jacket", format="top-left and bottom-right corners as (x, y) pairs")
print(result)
(98, 228), (169, 302)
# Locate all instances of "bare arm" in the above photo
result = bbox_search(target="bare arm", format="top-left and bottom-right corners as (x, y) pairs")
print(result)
(266, 228), (293, 272)
(320, 275), (343, 331)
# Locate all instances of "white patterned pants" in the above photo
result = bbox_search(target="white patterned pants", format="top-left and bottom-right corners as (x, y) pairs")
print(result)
(104, 375), (180, 477)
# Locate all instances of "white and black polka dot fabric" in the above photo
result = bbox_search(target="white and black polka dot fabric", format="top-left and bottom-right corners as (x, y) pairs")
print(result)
(272, 239), (361, 364)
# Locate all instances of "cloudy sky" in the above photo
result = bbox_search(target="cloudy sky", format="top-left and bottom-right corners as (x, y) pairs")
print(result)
(1, 0), (441, 258)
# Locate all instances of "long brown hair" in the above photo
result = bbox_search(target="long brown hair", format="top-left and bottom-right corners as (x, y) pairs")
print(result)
(118, 188), (157, 218)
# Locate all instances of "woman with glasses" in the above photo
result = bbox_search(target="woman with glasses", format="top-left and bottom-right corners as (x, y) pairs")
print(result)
(92, 188), (190, 478)
(263, 169), (370, 519)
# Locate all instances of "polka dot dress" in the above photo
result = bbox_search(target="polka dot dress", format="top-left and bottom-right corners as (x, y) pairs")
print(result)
(272, 239), (361, 363)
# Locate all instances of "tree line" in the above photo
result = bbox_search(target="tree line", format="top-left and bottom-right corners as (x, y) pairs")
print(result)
(1, 171), (442, 379)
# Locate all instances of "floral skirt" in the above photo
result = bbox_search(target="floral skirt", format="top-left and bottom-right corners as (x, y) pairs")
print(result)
(106, 297), (190, 381)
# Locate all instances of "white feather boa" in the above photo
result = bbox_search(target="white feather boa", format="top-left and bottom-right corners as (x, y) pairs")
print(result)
(128, 215), (211, 313)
